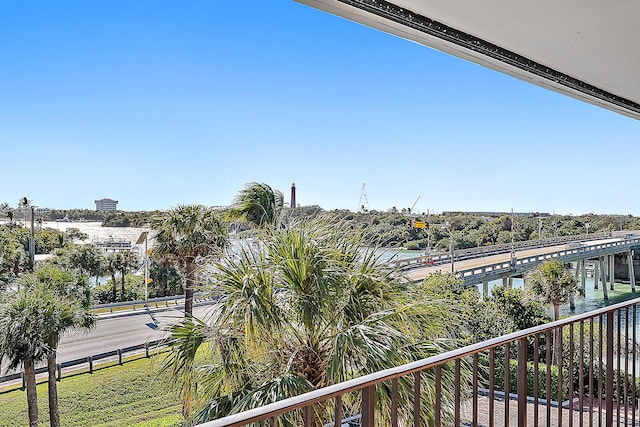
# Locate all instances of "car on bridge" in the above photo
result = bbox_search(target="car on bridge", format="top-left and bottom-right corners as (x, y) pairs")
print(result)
(566, 241), (585, 249)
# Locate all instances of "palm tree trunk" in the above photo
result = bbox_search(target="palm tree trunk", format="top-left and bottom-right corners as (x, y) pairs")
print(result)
(120, 272), (126, 299)
(185, 259), (195, 316)
(47, 351), (61, 427)
(111, 273), (117, 302)
(24, 363), (39, 427)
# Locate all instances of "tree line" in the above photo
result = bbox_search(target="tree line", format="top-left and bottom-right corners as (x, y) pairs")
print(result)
(0, 182), (632, 425)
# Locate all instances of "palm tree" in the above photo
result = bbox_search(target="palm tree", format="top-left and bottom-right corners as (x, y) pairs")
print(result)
(68, 244), (103, 285)
(104, 253), (119, 302)
(114, 250), (139, 299)
(163, 217), (461, 425)
(150, 254), (183, 297)
(42, 266), (95, 427)
(525, 260), (583, 365)
(0, 287), (51, 427)
(153, 205), (228, 316)
(232, 182), (284, 229)
(0, 234), (29, 285)
(17, 265), (95, 427)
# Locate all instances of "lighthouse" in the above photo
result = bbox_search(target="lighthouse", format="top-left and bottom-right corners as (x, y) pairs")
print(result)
(290, 182), (296, 208)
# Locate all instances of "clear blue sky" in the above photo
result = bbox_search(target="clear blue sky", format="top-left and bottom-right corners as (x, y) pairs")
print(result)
(1, 1), (638, 215)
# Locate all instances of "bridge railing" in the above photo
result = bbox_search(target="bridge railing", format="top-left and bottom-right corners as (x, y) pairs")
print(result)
(391, 232), (613, 270)
(196, 296), (640, 427)
(456, 237), (640, 285)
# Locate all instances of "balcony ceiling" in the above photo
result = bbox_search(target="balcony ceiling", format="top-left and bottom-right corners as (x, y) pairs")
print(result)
(296, 0), (640, 120)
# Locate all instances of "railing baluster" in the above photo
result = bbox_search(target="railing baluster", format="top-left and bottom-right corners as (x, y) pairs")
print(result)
(534, 334), (540, 426)
(361, 385), (375, 427)
(391, 378), (398, 427)
(558, 325), (564, 427)
(599, 314), (604, 426)
(633, 304), (637, 424)
(504, 343), (510, 426)
(303, 405), (311, 427)
(616, 309), (621, 426)
(546, 330), (552, 426)
(489, 348), (495, 427)
(433, 368), (441, 427)
(569, 323), (574, 427)
(334, 395), (342, 427)
(517, 338), (527, 427)
(589, 317), (594, 427)
(473, 353), (478, 427)
(606, 311), (614, 427)
(579, 321), (584, 427)
(624, 307), (629, 426)
(455, 359), (461, 426)
(409, 372), (420, 426)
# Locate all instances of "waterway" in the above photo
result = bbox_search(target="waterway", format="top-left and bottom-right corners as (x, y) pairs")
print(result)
(41, 222), (640, 317)
(42, 221), (149, 245)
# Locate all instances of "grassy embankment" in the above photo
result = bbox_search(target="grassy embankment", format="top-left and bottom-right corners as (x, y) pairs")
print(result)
(0, 355), (182, 426)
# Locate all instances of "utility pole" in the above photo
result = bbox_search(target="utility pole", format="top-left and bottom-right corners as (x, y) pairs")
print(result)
(136, 231), (151, 303)
(538, 217), (542, 240)
(510, 208), (516, 268)
(29, 205), (35, 269)
(446, 221), (455, 273)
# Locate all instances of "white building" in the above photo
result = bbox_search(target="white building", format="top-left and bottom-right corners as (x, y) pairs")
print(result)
(95, 198), (118, 211)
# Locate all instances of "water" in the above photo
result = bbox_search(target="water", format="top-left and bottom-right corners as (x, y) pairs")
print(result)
(42, 221), (149, 245)
(477, 276), (640, 318)
(41, 224), (640, 317)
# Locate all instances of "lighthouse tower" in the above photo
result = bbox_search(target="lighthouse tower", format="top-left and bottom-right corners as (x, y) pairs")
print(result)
(290, 182), (297, 208)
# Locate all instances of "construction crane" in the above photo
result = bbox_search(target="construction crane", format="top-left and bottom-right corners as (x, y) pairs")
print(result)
(357, 183), (369, 213)
(408, 196), (421, 214)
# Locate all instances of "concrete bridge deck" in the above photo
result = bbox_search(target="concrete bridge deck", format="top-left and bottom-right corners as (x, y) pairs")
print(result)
(401, 236), (640, 291)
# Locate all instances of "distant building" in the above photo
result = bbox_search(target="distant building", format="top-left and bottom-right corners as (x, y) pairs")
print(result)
(95, 198), (118, 211)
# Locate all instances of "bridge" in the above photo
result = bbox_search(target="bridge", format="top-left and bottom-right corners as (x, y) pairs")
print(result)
(391, 231), (640, 299)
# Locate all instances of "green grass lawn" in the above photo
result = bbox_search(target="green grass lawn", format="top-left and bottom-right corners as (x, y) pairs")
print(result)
(0, 356), (182, 426)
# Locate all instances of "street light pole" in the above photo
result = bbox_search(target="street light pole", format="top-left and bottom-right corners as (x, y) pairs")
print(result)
(446, 221), (455, 273)
(29, 205), (35, 269)
(538, 217), (542, 240)
(510, 208), (516, 268)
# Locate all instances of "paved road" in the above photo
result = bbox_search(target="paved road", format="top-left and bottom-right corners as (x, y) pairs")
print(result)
(0, 303), (215, 377)
(59, 238), (620, 363)
(57, 303), (215, 363)
(405, 238), (619, 282)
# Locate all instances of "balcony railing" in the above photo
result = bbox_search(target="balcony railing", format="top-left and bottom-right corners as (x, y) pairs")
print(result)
(198, 296), (640, 427)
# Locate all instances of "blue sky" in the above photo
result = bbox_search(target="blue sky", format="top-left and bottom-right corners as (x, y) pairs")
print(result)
(1, 1), (638, 215)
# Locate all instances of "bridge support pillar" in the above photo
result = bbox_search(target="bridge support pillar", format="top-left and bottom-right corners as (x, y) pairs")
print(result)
(629, 250), (636, 292)
(507, 277), (513, 289)
(482, 281), (489, 297)
(609, 255), (615, 291)
(600, 258), (609, 300)
(581, 260), (587, 290)
(569, 260), (577, 309)
(594, 262), (599, 290)
(502, 277), (508, 288)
